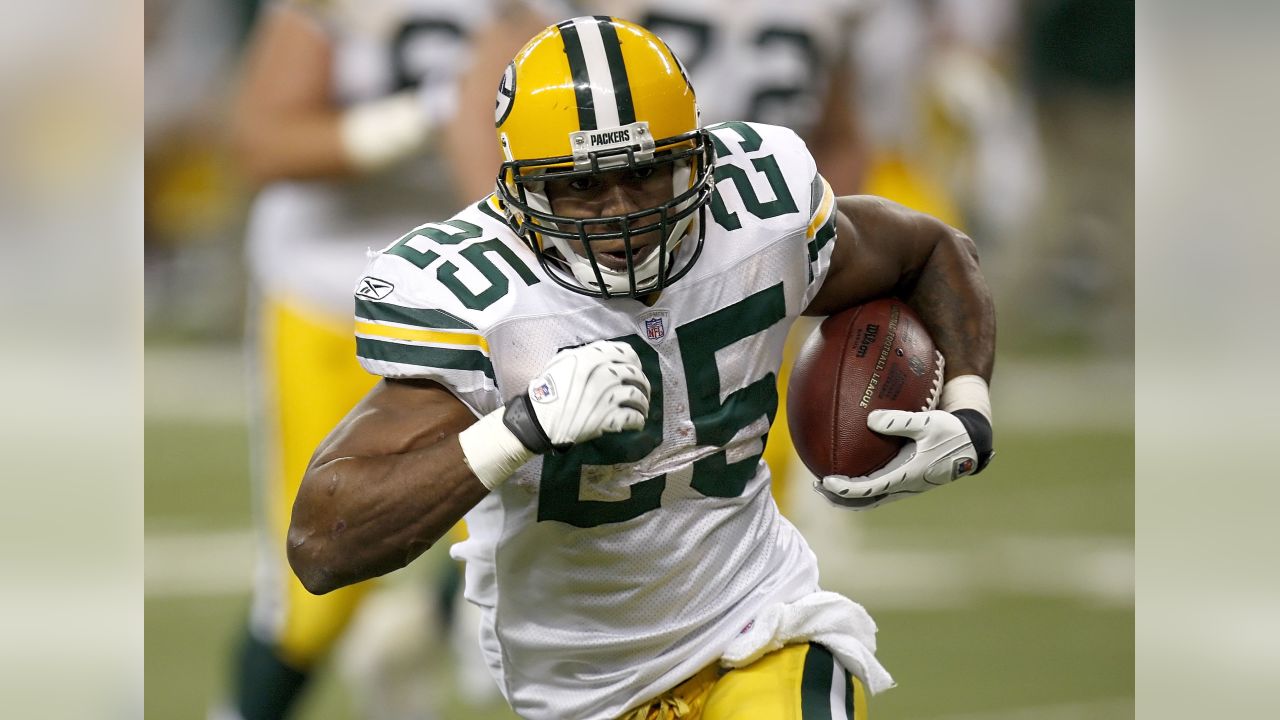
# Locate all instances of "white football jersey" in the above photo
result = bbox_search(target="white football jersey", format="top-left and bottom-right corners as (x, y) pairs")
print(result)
(245, 0), (495, 314)
(354, 122), (845, 719)
(556, 0), (863, 136)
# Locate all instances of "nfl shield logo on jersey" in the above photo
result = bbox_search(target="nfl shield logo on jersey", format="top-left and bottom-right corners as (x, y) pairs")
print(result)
(640, 312), (668, 343)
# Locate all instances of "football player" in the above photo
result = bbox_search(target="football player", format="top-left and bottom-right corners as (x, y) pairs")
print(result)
(288, 17), (995, 719)
(216, 1), (494, 718)
(447, 0), (868, 520)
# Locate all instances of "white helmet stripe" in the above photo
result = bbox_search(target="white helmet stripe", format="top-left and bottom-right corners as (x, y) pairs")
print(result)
(571, 17), (622, 130)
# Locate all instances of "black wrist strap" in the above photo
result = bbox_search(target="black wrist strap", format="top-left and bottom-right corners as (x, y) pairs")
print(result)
(502, 393), (554, 454)
(951, 408), (995, 474)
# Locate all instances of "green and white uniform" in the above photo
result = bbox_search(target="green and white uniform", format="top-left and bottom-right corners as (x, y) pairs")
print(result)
(355, 122), (884, 719)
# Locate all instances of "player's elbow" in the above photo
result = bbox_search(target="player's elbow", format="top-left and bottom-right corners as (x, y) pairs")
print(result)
(286, 526), (340, 595)
(943, 224), (980, 266)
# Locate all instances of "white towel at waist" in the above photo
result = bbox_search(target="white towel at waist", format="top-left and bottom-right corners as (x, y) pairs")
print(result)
(719, 590), (896, 694)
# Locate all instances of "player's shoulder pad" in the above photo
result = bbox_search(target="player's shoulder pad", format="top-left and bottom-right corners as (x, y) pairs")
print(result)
(354, 196), (536, 332)
(704, 121), (823, 233)
(705, 121), (815, 177)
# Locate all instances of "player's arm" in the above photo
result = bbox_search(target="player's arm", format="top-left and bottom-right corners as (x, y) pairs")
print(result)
(805, 195), (994, 382)
(230, 4), (351, 185)
(288, 341), (650, 594)
(287, 378), (486, 595)
(231, 3), (436, 186)
(807, 195), (996, 509)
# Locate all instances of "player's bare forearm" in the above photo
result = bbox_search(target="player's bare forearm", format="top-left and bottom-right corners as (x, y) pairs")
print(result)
(287, 379), (486, 595)
(902, 226), (995, 381)
(232, 4), (354, 186)
(231, 112), (352, 186)
(808, 196), (995, 381)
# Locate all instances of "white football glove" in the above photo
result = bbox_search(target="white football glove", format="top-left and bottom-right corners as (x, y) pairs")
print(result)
(503, 340), (651, 452)
(814, 408), (993, 510)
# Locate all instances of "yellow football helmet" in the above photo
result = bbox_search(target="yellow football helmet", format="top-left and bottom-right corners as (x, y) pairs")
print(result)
(494, 16), (716, 298)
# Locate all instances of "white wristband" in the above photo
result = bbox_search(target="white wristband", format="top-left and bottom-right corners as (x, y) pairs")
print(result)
(338, 92), (430, 172)
(457, 407), (535, 491)
(940, 374), (992, 423)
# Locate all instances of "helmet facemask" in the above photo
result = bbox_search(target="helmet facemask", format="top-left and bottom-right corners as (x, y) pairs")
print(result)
(493, 16), (714, 297)
(498, 127), (716, 299)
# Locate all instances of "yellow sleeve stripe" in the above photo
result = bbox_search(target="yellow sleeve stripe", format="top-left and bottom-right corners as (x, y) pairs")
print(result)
(806, 177), (835, 240)
(355, 321), (491, 354)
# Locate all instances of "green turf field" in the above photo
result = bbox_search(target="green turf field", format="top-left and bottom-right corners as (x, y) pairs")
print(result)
(145, 349), (1133, 719)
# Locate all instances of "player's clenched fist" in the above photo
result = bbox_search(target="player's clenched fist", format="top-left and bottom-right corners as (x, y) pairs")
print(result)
(457, 340), (651, 490)
(508, 340), (650, 452)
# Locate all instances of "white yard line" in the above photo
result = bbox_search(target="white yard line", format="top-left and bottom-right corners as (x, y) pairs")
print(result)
(830, 536), (1133, 610)
(145, 527), (256, 598)
(146, 345), (249, 422)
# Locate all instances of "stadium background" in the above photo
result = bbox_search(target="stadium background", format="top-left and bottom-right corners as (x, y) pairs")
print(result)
(144, 2), (1134, 718)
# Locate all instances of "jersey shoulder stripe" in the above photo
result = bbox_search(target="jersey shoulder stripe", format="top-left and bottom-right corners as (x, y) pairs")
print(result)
(355, 297), (476, 330)
(803, 176), (838, 285)
(807, 175), (836, 242)
(352, 198), (528, 398)
(354, 296), (494, 380)
(355, 293), (490, 358)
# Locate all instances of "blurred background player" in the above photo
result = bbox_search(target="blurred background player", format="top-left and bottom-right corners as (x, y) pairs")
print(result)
(447, 0), (867, 199)
(448, 0), (868, 518)
(849, 0), (1045, 317)
(211, 1), (496, 718)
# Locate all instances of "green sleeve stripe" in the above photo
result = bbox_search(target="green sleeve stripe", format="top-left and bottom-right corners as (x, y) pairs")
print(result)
(813, 213), (837, 254)
(355, 299), (476, 330)
(806, 215), (837, 285)
(357, 337), (494, 380)
(809, 173), (825, 217)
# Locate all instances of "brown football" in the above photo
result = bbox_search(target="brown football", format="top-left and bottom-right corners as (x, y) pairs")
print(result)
(787, 298), (943, 478)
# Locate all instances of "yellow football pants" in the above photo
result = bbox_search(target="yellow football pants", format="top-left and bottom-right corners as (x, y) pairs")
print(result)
(621, 643), (868, 720)
(253, 296), (379, 668)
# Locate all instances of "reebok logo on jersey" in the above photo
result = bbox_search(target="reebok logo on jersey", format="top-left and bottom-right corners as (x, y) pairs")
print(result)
(530, 376), (557, 403)
(356, 276), (394, 300)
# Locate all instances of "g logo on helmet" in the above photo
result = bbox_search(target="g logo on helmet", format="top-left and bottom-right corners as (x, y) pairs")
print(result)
(495, 62), (516, 127)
